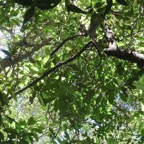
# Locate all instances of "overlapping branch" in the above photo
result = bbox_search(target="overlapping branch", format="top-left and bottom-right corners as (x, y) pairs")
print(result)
(14, 41), (92, 95)
(1, 31), (144, 96)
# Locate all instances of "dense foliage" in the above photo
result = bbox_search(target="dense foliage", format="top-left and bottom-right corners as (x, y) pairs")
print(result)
(0, 0), (144, 143)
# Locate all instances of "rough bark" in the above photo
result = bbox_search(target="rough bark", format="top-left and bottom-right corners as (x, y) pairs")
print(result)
(104, 48), (144, 67)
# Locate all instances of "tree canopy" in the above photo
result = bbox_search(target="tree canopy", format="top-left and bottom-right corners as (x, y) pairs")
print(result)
(0, 0), (144, 143)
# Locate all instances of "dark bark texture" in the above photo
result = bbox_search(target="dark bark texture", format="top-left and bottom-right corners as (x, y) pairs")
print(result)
(104, 48), (144, 67)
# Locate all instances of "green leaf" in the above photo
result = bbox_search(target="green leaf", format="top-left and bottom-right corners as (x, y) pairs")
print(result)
(23, 6), (35, 25)
(106, 90), (115, 104)
(137, 37), (144, 42)
(0, 49), (11, 57)
(121, 87), (128, 102)
(120, 93), (128, 102)
(27, 117), (36, 125)
(0, 74), (4, 79)
(32, 128), (43, 133)
(45, 47), (51, 55)
(0, 91), (8, 105)
(96, 96), (102, 104)
(116, 0), (128, 6)
(19, 119), (27, 126)
(5, 116), (16, 123)
(49, 127), (54, 135)
(11, 19), (21, 26)
(4, 128), (17, 134)
(54, 100), (59, 111)
(29, 65), (39, 73)
(117, 63), (124, 76)
(29, 94), (35, 104)
(42, 56), (49, 65)
(33, 132), (38, 141)
(139, 122), (144, 133)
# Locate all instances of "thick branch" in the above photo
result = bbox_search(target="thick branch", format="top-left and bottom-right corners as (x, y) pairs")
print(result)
(0, 38), (52, 72)
(14, 41), (92, 95)
(104, 48), (144, 67)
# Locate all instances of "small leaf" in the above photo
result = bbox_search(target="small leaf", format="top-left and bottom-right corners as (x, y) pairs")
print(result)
(106, 90), (115, 104)
(19, 119), (27, 126)
(120, 93), (128, 102)
(33, 132), (38, 141)
(29, 95), (35, 104)
(116, 0), (128, 6)
(42, 56), (49, 65)
(4, 128), (17, 134)
(139, 122), (144, 133)
(49, 127), (54, 135)
(5, 116), (15, 123)
(28, 117), (36, 125)
(0, 74), (4, 79)
(96, 95), (102, 104)
(32, 128), (43, 133)
(0, 91), (8, 105)
(137, 37), (144, 42)
(23, 6), (35, 25)
(117, 63), (124, 76)
(31, 66), (39, 72)
(0, 49), (11, 57)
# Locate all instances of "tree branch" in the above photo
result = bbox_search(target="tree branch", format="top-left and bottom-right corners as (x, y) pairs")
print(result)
(112, 103), (130, 119)
(14, 41), (92, 95)
(50, 34), (85, 55)
(104, 48), (144, 67)
(0, 38), (53, 72)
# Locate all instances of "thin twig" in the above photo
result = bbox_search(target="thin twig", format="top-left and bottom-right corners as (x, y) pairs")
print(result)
(81, 40), (102, 83)
(53, 113), (62, 139)
(112, 103), (130, 119)
(128, 7), (144, 48)
(50, 34), (85, 55)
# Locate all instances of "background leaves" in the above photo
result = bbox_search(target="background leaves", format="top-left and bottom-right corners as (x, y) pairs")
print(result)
(0, 0), (144, 143)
